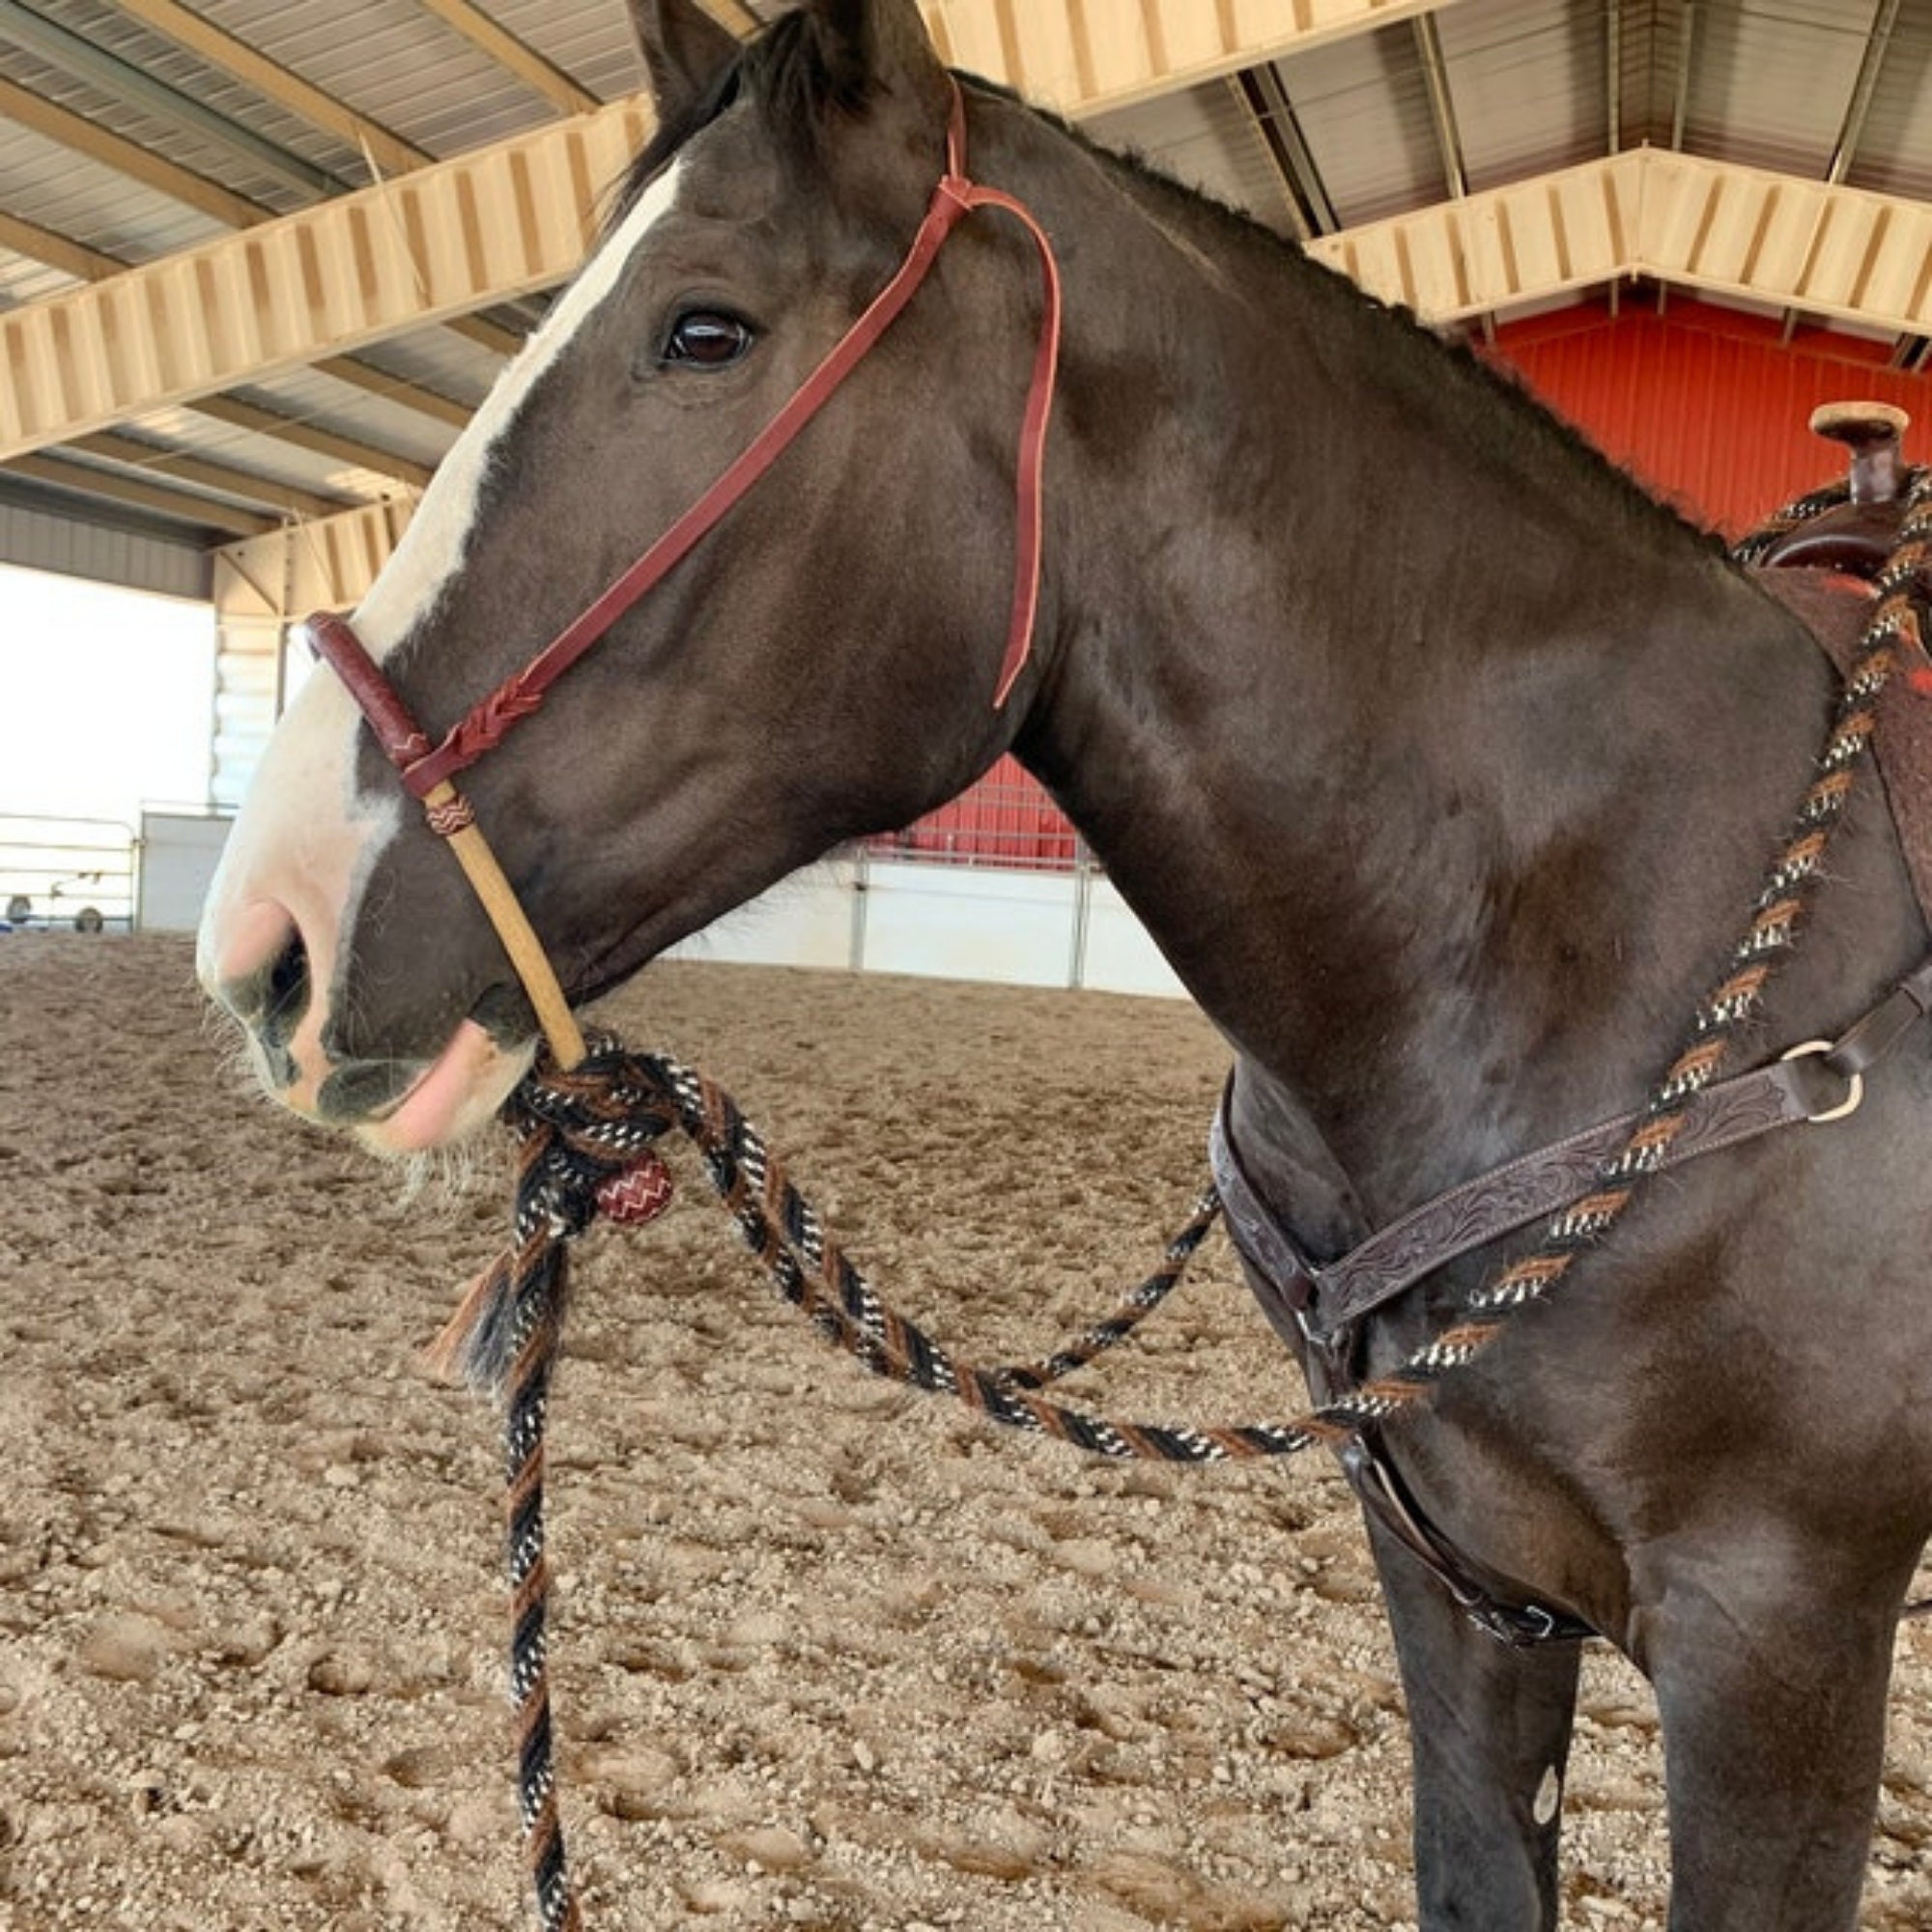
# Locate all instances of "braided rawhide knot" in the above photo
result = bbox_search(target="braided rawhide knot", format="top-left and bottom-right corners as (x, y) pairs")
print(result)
(432, 1036), (680, 1396)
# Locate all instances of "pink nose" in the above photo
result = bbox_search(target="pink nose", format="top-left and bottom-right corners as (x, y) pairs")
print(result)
(207, 896), (311, 1054)
(212, 896), (300, 988)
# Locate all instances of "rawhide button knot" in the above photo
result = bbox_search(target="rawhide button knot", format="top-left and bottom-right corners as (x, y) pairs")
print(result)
(595, 1151), (674, 1225)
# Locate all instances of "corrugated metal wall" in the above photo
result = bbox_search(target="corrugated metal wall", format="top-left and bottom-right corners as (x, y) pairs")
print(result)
(0, 490), (211, 601)
(1491, 297), (1932, 535)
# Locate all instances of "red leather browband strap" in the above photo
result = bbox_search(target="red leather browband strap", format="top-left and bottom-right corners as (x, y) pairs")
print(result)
(306, 79), (1061, 807)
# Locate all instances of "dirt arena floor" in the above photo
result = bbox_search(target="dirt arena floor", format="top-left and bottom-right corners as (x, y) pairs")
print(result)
(3, 933), (1930, 1931)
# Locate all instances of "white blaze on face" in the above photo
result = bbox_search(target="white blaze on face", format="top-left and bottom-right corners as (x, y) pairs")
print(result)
(199, 158), (690, 1125)
(355, 156), (690, 661)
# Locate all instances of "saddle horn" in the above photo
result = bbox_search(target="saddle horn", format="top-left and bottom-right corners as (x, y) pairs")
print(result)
(1810, 399), (1912, 506)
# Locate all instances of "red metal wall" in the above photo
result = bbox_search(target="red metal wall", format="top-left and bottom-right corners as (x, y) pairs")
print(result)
(1491, 297), (1931, 538)
(907, 298), (1932, 868)
(874, 752), (1077, 869)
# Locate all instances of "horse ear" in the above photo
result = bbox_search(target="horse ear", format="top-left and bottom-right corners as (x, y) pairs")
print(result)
(805, 0), (952, 122)
(627, 0), (741, 126)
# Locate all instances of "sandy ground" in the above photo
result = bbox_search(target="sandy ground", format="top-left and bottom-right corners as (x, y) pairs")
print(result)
(2, 933), (1930, 1931)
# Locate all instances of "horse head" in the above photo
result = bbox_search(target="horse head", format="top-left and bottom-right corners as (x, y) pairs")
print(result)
(199, 0), (1054, 1152)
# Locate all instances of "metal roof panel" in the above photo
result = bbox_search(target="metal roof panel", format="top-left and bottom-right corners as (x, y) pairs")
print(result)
(489, 0), (642, 102)
(1275, 21), (1444, 230)
(0, 118), (230, 262)
(1844, 6), (1932, 201)
(1436, 0), (1608, 192)
(1683, 0), (1876, 180)
(20, 0), (375, 185)
(191, 0), (547, 157)
(1088, 81), (1302, 239)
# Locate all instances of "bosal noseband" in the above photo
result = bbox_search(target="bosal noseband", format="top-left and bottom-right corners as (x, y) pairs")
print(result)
(305, 76), (1061, 1069)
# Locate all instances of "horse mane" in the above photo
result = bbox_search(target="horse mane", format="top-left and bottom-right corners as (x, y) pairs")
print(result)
(607, 20), (1725, 558)
(1059, 119), (1728, 556)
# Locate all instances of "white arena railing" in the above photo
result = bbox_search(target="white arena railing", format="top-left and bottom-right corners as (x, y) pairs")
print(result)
(15, 770), (1182, 998)
(0, 814), (136, 932)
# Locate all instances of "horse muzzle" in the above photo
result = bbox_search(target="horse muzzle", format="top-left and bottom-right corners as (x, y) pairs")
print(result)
(200, 890), (531, 1152)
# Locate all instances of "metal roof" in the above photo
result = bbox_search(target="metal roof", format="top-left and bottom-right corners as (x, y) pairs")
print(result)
(1, 0), (1928, 576)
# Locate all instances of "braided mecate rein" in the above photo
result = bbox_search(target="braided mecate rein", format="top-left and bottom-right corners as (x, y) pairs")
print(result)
(437, 469), (1930, 1932)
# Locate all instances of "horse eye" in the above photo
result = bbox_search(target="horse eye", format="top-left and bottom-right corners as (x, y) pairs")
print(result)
(662, 311), (754, 368)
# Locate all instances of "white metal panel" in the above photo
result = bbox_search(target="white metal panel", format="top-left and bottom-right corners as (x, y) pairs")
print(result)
(0, 488), (209, 596)
(136, 807), (231, 930)
(108, 404), (387, 503)
(0, 40), (311, 215)
(1082, 878), (1186, 998)
(491, 0), (642, 104)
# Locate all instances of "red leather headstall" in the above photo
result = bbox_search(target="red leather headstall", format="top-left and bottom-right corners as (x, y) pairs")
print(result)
(305, 78), (1062, 810)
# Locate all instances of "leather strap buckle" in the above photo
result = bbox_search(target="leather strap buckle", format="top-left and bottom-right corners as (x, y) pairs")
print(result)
(1779, 1038), (1866, 1123)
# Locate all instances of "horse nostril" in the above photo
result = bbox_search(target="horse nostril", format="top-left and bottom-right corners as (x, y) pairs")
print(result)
(215, 901), (311, 1051)
(259, 930), (311, 1052)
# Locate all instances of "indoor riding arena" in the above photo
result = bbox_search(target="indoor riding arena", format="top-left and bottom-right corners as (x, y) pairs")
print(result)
(6, 6), (1932, 1932)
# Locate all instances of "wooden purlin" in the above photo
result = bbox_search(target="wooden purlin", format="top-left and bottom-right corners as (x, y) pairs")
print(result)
(923, 0), (1448, 114)
(0, 0), (1440, 463)
(214, 497), (418, 623)
(1308, 150), (1932, 334)
(0, 95), (654, 459)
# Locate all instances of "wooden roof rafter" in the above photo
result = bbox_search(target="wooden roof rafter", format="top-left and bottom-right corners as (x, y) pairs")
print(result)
(0, 210), (453, 484)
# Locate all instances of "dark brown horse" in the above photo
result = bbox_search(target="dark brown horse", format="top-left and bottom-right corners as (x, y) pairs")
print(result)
(198, 3), (1932, 1924)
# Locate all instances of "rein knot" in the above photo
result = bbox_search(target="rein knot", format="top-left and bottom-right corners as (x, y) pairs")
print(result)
(428, 1037), (684, 1394)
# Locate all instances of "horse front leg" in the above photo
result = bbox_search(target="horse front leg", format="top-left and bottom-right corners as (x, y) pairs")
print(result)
(1364, 1515), (1584, 1931)
(1639, 1539), (1907, 1931)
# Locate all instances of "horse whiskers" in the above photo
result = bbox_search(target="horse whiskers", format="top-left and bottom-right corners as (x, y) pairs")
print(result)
(196, 1001), (276, 1100)
(392, 1135), (490, 1208)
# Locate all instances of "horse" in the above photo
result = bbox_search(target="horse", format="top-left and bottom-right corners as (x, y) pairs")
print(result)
(196, 3), (1932, 1925)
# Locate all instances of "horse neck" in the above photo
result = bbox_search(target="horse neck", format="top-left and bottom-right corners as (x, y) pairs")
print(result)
(1007, 130), (1836, 1218)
